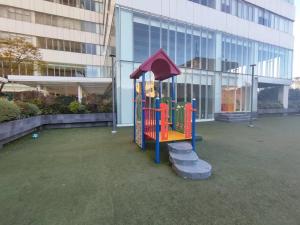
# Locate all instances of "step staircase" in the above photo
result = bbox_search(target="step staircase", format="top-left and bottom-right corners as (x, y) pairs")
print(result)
(215, 112), (256, 122)
(168, 142), (212, 180)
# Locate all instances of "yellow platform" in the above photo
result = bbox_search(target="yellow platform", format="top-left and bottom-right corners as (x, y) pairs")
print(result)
(160, 130), (191, 142)
(145, 130), (191, 143)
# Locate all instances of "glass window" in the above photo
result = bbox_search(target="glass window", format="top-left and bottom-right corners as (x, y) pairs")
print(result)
(207, 80), (213, 119)
(161, 21), (168, 53)
(176, 25), (185, 67)
(221, 0), (231, 13)
(231, 0), (237, 16)
(224, 36), (231, 72)
(186, 28), (192, 68)
(258, 8), (264, 25)
(133, 19), (149, 62)
(177, 83), (185, 103)
(236, 39), (243, 72)
(47, 38), (53, 49)
(150, 20), (160, 55)
(200, 76), (207, 118)
(207, 32), (215, 71)
(36, 37), (47, 48)
(237, 0), (243, 18)
(53, 39), (59, 50)
(169, 23), (176, 62)
(231, 37), (237, 72)
(201, 31), (207, 70)
(58, 39), (64, 51)
(242, 2), (248, 20)
(74, 42), (81, 53)
(192, 30), (201, 69)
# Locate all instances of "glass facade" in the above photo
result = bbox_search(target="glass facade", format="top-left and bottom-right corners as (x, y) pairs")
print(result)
(132, 12), (293, 80)
(189, 0), (216, 9)
(0, 5), (32, 23)
(221, 73), (252, 112)
(35, 12), (103, 34)
(133, 14), (216, 71)
(221, 34), (293, 79)
(0, 5), (103, 34)
(116, 7), (294, 123)
(36, 37), (103, 55)
(41, 64), (110, 78)
(189, 0), (293, 34)
(0, 62), (110, 78)
(44, 0), (104, 13)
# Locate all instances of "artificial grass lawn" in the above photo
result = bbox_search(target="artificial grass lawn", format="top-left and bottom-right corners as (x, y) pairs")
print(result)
(0, 116), (300, 225)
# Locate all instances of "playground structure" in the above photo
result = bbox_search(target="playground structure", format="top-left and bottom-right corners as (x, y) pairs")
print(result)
(130, 49), (212, 179)
(130, 49), (197, 163)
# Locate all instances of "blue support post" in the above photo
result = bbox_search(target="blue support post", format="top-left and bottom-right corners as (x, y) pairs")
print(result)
(192, 98), (196, 151)
(171, 76), (175, 130)
(155, 97), (160, 164)
(133, 79), (136, 143)
(142, 73), (146, 150)
(159, 81), (162, 99)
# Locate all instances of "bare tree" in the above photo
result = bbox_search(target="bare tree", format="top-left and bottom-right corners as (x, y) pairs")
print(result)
(0, 37), (44, 93)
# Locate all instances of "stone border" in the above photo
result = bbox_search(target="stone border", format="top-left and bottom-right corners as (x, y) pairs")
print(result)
(0, 113), (113, 148)
(257, 108), (300, 115)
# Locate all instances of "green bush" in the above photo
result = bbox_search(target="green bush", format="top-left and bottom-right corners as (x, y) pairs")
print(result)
(258, 101), (283, 109)
(83, 94), (112, 113)
(0, 98), (21, 122)
(16, 101), (41, 118)
(68, 101), (88, 114)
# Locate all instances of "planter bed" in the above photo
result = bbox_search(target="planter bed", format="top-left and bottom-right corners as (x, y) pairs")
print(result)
(0, 113), (113, 148)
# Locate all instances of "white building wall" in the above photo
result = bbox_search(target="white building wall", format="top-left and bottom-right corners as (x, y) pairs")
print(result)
(0, 0), (105, 67)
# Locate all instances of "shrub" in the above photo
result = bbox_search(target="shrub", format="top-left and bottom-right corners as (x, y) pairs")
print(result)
(16, 101), (41, 118)
(0, 98), (21, 122)
(258, 101), (283, 109)
(54, 96), (76, 114)
(83, 94), (112, 113)
(68, 101), (88, 114)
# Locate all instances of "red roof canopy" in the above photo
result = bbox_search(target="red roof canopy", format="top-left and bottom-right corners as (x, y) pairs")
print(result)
(130, 49), (181, 81)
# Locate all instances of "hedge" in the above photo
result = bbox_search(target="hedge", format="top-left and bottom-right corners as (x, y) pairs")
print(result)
(0, 98), (21, 123)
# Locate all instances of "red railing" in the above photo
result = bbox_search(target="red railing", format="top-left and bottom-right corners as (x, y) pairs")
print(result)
(144, 103), (169, 141)
(160, 103), (169, 141)
(144, 107), (156, 140)
(184, 103), (192, 139)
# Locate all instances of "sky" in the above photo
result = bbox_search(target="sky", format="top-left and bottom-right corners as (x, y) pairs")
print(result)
(294, 1), (300, 77)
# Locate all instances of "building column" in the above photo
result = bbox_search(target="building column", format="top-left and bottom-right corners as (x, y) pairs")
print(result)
(278, 85), (289, 109)
(214, 72), (222, 113)
(78, 85), (83, 103)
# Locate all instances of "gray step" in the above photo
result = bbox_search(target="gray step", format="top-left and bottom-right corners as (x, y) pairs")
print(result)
(168, 142), (193, 154)
(172, 159), (212, 180)
(169, 151), (199, 166)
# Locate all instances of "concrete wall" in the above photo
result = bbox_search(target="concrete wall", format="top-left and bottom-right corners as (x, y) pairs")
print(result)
(0, 113), (113, 148)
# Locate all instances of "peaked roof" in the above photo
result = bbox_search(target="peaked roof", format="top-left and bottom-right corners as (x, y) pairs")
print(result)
(130, 49), (181, 81)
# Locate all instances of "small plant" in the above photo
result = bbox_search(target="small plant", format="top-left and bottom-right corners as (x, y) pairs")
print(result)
(16, 101), (41, 118)
(68, 101), (88, 114)
(0, 98), (21, 122)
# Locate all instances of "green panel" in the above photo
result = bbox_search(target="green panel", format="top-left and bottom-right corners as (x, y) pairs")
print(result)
(175, 102), (185, 133)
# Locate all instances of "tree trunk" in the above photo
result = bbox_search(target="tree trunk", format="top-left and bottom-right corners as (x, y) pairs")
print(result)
(0, 82), (5, 93)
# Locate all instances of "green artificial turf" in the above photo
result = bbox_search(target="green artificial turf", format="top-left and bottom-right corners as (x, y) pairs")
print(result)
(0, 116), (300, 225)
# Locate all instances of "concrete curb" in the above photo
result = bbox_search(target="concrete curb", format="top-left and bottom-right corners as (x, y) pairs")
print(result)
(0, 113), (114, 148)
